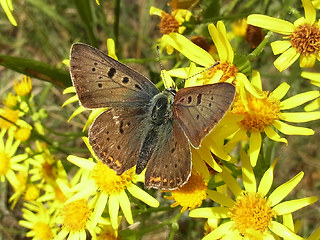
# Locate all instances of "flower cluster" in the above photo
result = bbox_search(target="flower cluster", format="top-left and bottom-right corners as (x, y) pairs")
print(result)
(1, 0), (320, 239)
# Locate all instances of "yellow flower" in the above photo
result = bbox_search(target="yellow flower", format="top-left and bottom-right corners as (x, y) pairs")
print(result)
(14, 127), (32, 141)
(14, 76), (32, 97)
(189, 152), (318, 239)
(0, 129), (28, 185)
(55, 199), (95, 240)
(2, 92), (18, 108)
(19, 202), (58, 240)
(247, 0), (320, 71)
(65, 137), (159, 230)
(162, 22), (262, 99)
(230, 70), (320, 166)
(28, 141), (66, 186)
(150, 6), (192, 54)
(165, 172), (208, 212)
(0, 107), (19, 128)
(150, 6), (191, 35)
(0, 0), (17, 26)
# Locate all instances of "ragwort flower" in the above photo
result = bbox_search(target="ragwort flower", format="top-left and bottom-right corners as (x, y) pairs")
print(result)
(230, 70), (320, 166)
(190, 152), (318, 239)
(247, 0), (320, 71)
(65, 137), (159, 230)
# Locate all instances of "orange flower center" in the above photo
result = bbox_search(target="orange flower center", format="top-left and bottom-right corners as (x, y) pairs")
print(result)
(230, 192), (276, 235)
(290, 23), (320, 56)
(203, 62), (238, 83)
(232, 92), (282, 132)
(159, 12), (180, 34)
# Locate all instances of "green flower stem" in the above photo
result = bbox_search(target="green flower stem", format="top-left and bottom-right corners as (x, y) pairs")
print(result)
(248, 31), (273, 61)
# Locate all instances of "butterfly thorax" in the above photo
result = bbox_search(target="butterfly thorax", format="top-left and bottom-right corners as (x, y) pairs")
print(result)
(149, 89), (175, 125)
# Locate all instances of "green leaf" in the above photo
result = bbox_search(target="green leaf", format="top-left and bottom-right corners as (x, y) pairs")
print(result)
(0, 54), (71, 88)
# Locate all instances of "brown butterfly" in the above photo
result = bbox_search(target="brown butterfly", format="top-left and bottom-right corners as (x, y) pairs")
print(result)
(69, 43), (235, 190)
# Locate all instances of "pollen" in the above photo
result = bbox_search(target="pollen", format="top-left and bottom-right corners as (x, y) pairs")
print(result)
(158, 12), (180, 34)
(165, 173), (207, 212)
(203, 62), (238, 83)
(232, 92), (282, 132)
(229, 192), (276, 235)
(14, 76), (32, 97)
(0, 107), (19, 128)
(62, 199), (91, 231)
(0, 151), (11, 176)
(33, 222), (53, 240)
(42, 161), (54, 180)
(91, 161), (134, 194)
(290, 23), (320, 56)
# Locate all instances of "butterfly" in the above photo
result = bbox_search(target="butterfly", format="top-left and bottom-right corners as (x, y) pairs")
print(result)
(69, 43), (235, 190)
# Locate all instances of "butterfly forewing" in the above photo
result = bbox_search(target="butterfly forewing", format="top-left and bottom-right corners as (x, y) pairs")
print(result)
(70, 43), (159, 108)
(89, 107), (149, 174)
(173, 83), (235, 147)
(145, 120), (191, 190)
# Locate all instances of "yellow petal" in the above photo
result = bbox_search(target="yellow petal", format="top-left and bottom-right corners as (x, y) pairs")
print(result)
(264, 126), (288, 145)
(271, 40), (292, 55)
(300, 54), (316, 68)
(149, 6), (163, 16)
(63, 86), (76, 94)
(206, 190), (235, 208)
(202, 221), (235, 240)
(280, 91), (320, 110)
(109, 194), (120, 229)
(270, 82), (290, 101)
(248, 131), (261, 167)
(240, 149), (256, 193)
(208, 23), (228, 63)
(217, 21), (234, 63)
(269, 221), (304, 240)
(301, 71), (320, 82)
(119, 191), (134, 225)
(258, 159), (277, 196)
(67, 155), (95, 170)
(127, 184), (159, 207)
(62, 95), (79, 107)
(247, 14), (295, 34)
(107, 38), (118, 60)
(162, 33), (214, 66)
(302, 0), (316, 24)
(304, 98), (320, 112)
(91, 192), (108, 228)
(281, 112), (320, 122)
(268, 172), (304, 207)
(273, 120), (314, 135)
(273, 47), (300, 72)
(308, 225), (320, 240)
(237, 73), (264, 98)
(273, 196), (318, 215)
(67, 106), (86, 122)
(219, 166), (242, 197)
(191, 148), (210, 182)
(251, 70), (262, 91)
(0, 0), (17, 26)
(161, 70), (175, 89)
(189, 207), (229, 218)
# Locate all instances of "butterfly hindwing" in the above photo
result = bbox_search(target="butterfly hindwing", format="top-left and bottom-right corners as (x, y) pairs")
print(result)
(89, 107), (149, 174)
(173, 83), (235, 147)
(145, 120), (191, 190)
(70, 43), (159, 108)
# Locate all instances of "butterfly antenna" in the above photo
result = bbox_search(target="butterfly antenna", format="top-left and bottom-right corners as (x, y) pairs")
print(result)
(184, 62), (220, 81)
(156, 45), (166, 83)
